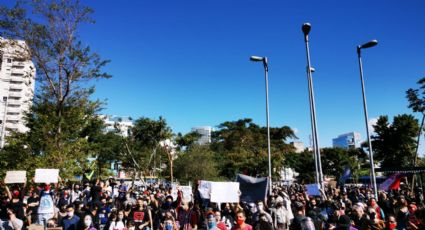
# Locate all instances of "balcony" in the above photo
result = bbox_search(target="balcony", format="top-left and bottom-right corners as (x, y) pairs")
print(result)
(11, 69), (25, 75)
(9, 84), (23, 90)
(6, 107), (21, 113)
(7, 99), (21, 106)
(6, 115), (20, 121)
(8, 92), (21, 97)
(11, 76), (23, 82)
(12, 62), (25, 67)
(5, 122), (19, 130)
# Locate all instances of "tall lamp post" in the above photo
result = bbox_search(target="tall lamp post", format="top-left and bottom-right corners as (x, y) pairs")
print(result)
(357, 39), (378, 199)
(302, 23), (324, 190)
(250, 55), (272, 196)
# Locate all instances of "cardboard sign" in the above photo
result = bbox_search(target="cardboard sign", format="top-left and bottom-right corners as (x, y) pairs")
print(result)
(305, 184), (321, 196)
(181, 186), (192, 202)
(28, 224), (44, 230)
(210, 182), (240, 203)
(198, 180), (212, 199)
(34, 169), (59, 184)
(4, 171), (26, 184)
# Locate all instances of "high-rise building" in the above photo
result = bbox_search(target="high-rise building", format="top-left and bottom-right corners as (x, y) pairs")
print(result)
(191, 126), (212, 145)
(0, 38), (36, 148)
(290, 141), (305, 153)
(99, 115), (134, 137)
(332, 132), (361, 149)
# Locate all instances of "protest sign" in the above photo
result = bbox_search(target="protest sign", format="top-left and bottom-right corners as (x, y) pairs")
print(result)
(236, 174), (269, 202)
(5, 171), (26, 184)
(305, 184), (320, 196)
(210, 182), (239, 203)
(198, 180), (212, 199)
(181, 186), (192, 202)
(34, 169), (59, 184)
(171, 185), (192, 202)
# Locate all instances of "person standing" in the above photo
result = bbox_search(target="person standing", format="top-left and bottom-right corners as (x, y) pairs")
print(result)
(60, 205), (80, 230)
(37, 183), (55, 226)
(231, 211), (253, 230)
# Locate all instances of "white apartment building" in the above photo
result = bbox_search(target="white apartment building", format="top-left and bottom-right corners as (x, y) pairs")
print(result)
(0, 38), (36, 148)
(191, 126), (212, 145)
(99, 115), (134, 137)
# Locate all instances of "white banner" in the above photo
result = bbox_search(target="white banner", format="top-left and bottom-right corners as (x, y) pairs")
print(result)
(5, 171), (27, 184)
(210, 182), (239, 203)
(35, 169), (59, 184)
(198, 180), (212, 199)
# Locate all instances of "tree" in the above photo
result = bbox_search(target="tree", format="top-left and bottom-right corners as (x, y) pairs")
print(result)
(372, 114), (419, 168)
(0, 0), (110, 179)
(173, 145), (221, 184)
(120, 117), (173, 180)
(211, 118), (296, 179)
(406, 77), (425, 166)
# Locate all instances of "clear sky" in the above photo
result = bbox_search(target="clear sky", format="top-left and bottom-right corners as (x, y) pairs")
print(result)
(77, 0), (425, 148)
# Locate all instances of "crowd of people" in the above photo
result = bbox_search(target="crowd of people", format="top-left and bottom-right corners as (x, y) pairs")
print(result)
(1, 177), (425, 230)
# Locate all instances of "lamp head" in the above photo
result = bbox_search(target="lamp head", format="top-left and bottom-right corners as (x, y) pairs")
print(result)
(250, 56), (264, 62)
(302, 23), (311, 36)
(359, 40), (378, 49)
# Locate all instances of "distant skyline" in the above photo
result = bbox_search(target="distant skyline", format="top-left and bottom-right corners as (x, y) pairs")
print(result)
(66, 1), (423, 148)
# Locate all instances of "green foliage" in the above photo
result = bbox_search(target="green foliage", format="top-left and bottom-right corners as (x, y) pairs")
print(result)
(0, 0), (110, 180)
(283, 151), (315, 183)
(211, 118), (296, 179)
(173, 145), (221, 184)
(372, 114), (419, 168)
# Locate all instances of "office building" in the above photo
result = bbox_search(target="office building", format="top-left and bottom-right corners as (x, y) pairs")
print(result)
(332, 132), (361, 149)
(0, 38), (36, 148)
(191, 126), (212, 145)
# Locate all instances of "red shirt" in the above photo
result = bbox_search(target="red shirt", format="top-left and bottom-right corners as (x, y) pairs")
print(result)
(231, 224), (253, 230)
(217, 222), (227, 230)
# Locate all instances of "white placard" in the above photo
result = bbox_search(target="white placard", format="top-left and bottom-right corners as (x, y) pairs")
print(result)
(171, 184), (193, 202)
(34, 169), (59, 184)
(171, 184), (178, 201)
(305, 184), (320, 196)
(181, 186), (192, 202)
(5, 171), (27, 184)
(198, 180), (212, 199)
(210, 182), (239, 203)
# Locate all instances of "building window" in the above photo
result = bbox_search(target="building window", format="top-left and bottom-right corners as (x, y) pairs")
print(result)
(7, 58), (12, 63)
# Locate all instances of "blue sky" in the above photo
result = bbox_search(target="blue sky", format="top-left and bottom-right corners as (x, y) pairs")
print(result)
(77, 0), (424, 148)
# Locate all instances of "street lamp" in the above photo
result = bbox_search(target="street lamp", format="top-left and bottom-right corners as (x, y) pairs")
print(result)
(250, 55), (272, 196)
(302, 23), (324, 190)
(357, 39), (378, 199)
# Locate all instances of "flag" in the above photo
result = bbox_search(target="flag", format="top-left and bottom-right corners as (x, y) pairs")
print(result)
(379, 173), (404, 191)
(236, 174), (269, 202)
(338, 167), (351, 186)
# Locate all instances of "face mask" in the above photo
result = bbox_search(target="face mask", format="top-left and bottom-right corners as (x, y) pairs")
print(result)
(166, 223), (172, 230)
(389, 223), (396, 230)
(258, 204), (264, 211)
(84, 220), (92, 226)
(67, 211), (74, 217)
(128, 228), (135, 230)
(237, 219), (244, 226)
(370, 201), (376, 206)
(208, 222), (216, 228)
